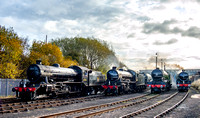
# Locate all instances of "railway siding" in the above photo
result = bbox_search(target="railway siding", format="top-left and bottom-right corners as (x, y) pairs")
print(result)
(0, 95), (105, 114)
(0, 89), (199, 118)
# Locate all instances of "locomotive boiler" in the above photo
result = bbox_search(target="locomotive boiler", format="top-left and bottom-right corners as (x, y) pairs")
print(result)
(176, 70), (191, 92)
(12, 60), (105, 100)
(102, 67), (147, 95)
(147, 68), (171, 93)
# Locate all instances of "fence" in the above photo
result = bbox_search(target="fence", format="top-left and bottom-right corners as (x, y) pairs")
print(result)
(0, 78), (23, 97)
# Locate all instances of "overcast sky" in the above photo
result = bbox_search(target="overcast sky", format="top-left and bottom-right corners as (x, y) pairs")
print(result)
(1, 0), (200, 70)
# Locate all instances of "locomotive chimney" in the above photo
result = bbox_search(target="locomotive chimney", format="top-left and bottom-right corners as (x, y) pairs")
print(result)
(36, 60), (42, 65)
(112, 67), (117, 70)
(52, 63), (60, 67)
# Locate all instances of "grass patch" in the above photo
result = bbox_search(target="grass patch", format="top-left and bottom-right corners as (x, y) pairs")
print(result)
(0, 95), (15, 99)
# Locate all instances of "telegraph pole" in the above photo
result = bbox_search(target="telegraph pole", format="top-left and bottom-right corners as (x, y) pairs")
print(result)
(156, 53), (158, 68)
(45, 35), (48, 43)
(164, 62), (166, 70)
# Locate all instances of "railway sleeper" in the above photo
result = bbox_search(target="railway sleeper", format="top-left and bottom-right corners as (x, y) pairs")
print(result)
(74, 95), (159, 118)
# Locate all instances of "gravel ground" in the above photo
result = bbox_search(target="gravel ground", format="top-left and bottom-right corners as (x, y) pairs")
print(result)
(97, 90), (178, 118)
(0, 92), (149, 118)
(165, 89), (200, 118)
(135, 92), (187, 118)
(1, 89), (199, 118)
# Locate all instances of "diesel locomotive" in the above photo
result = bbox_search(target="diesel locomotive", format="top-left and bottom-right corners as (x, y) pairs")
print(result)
(102, 67), (149, 95)
(12, 60), (105, 100)
(176, 70), (191, 92)
(147, 68), (171, 93)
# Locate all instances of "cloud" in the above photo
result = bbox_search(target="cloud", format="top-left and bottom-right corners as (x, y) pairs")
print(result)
(1, 0), (200, 70)
(187, 56), (200, 60)
(143, 19), (178, 34)
(136, 16), (150, 22)
(0, 0), (124, 23)
(153, 38), (178, 45)
(182, 26), (200, 38)
(151, 5), (166, 10)
(167, 57), (186, 62)
(127, 33), (135, 38)
(143, 19), (200, 39)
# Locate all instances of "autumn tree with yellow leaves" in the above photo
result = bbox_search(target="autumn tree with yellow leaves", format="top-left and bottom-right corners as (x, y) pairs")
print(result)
(29, 41), (77, 68)
(0, 25), (124, 78)
(0, 25), (78, 79)
(0, 26), (24, 79)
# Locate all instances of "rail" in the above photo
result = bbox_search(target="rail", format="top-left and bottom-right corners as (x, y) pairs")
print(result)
(39, 93), (150, 118)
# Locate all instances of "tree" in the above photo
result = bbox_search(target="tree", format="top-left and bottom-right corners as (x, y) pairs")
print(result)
(52, 37), (116, 72)
(0, 26), (24, 79)
(29, 41), (77, 67)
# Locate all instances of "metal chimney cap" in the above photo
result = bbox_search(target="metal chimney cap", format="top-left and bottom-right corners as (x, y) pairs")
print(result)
(36, 60), (42, 65)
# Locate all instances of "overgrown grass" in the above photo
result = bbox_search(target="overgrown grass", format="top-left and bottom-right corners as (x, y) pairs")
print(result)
(191, 79), (200, 90)
(0, 95), (15, 99)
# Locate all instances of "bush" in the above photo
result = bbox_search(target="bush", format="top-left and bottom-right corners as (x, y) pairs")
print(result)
(191, 79), (200, 90)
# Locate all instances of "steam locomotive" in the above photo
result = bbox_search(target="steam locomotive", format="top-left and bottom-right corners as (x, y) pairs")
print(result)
(102, 67), (149, 95)
(176, 70), (191, 92)
(147, 68), (171, 93)
(12, 60), (105, 100)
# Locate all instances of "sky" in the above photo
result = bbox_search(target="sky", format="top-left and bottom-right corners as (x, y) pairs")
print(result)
(1, 0), (200, 70)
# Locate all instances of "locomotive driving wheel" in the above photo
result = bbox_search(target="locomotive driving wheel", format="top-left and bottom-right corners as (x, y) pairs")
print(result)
(29, 92), (36, 100)
(151, 88), (155, 94)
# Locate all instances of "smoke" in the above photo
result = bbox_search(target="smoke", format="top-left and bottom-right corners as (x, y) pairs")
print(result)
(146, 54), (184, 70)
(170, 74), (178, 89)
(104, 54), (130, 70)
(104, 54), (120, 69)
(148, 56), (155, 63)
(146, 56), (166, 69)
(165, 64), (184, 70)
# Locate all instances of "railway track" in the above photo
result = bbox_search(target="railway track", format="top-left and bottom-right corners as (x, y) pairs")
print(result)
(154, 92), (189, 118)
(0, 98), (20, 104)
(0, 94), (105, 114)
(39, 93), (157, 118)
(39, 90), (188, 118)
(121, 91), (189, 118)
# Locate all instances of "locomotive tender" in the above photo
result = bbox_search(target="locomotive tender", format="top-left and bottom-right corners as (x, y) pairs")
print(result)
(102, 67), (148, 95)
(176, 70), (191, 92)
(147, 68), (171, 93)
(12, 60), (105, 100)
